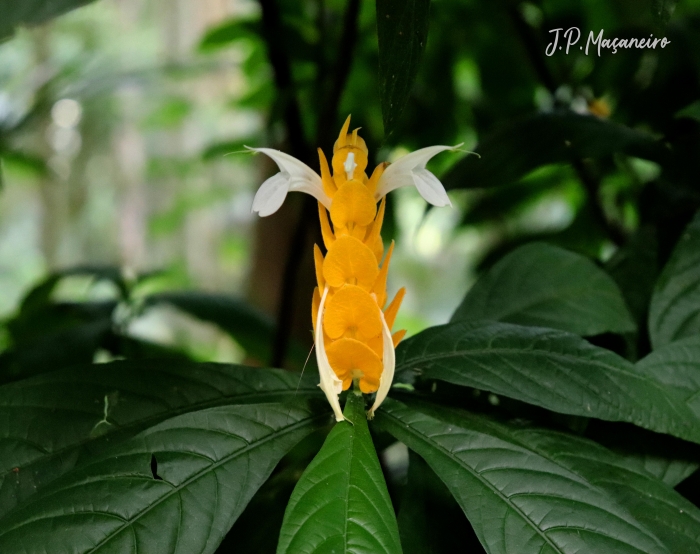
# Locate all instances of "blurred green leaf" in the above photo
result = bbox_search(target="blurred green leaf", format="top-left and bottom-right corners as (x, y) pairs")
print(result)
(198, 17), (262, 51)
(376, 399), (699, 554)
(376, 0), (430, 137)
(0, 360), (322, 519)
(0, 0), (99, 39)
(651, 0), (677, 26)
(397, 320), (700, 444)
(278, 392), (402, 554)
(675, 100), (700, 123)
(451, 242), (636, 336)
(648, 211), (700, 349)
(443, 111), (665, 191)
(0, 403), (325, 553)
(147, 291), (308, 367)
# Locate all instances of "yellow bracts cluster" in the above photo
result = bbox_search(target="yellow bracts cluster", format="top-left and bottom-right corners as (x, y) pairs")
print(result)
(312, 117), (407, 398)
(250, 115), (457, 422)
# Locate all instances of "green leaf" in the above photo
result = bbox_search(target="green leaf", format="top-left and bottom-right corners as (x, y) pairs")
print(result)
(397, 321), (700, 443)
(451, 243), (635, 336)
(0, 403), (325, 553)
(198, 17), (261, 51)
(376, 0), (430, 137)
(651, 0), (677, 26)
(442, 111), (665, 191)
(0, 360), (321, 519)
(277, 392), (402, 554)
(648, 212), (700, 349)
(606, 227), (660, 327)
(635, 336), (700, 439)
(376, 398), (700, 554)
(0, 0), (100, 40)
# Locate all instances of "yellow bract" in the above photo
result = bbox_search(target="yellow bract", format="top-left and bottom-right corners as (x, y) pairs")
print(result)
(314, 115), (406, 395)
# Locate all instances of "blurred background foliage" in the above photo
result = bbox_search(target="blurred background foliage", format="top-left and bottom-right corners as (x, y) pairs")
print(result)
(1, 0), (699, 376)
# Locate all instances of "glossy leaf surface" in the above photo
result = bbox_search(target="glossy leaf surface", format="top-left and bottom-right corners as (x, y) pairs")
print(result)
(0, 360), (320, 518)
(451, 242), (635, 336)
(648, 211), (700, 348)
(376, 0), (430, 137)
(0, 403), (325, 553)
(277, 392), (402, 554)
(397, 321), (700, 443)
(376, 399), (700, 554)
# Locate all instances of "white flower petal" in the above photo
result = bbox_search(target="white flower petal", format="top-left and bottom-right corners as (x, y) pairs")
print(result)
(412, 168), (452, 207)
(252, 172), (291, 217)
(315, 285), (345, 422)
(246, 146), (331, 215)
(375, 144), (461, 205)
(368, 309), (395, 419)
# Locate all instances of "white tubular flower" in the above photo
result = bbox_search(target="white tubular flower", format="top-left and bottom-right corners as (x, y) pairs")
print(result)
(247, 147), (332, 217)
(374, 144), (463, 207)
(315, 285), (345, 422)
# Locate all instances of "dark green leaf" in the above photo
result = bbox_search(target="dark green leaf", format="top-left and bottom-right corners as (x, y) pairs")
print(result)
(651, 0), (677, 26)
(277, 392), (402, 554)
(397, 321), (700, 443)
(442, 111), (665, 191)
(648, 211), (700, 349)
(636, 335), (700, 441)
(0, 360), (321, 519)
(376, 0), (430, 137)
(0, 403), (325, 553)
(451, 243), (635, 336)
(0, 0), (100, 40)
(606, 227), (660, 328)
(376, 399), (700, 554)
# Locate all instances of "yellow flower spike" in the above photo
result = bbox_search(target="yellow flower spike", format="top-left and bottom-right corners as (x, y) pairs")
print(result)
(330, 182), (377, 229)
(318, 203), (336, 249)
(366, 162), (388, 196)
(323, 285), (383, 340)
(318, 148), (337, 198)
(373, 241), (395, 309)
(323, 235), (379, 290)
(313, 244), (325, 290)
(392, 329), (407, 347)
(311, 286), (321, 333)
(315, 285), (345, 422)
(364, 198), (386, 262)
(251, 116), (455, 421)
(326, 338), (383, 393)
(383, 287), (406, 330)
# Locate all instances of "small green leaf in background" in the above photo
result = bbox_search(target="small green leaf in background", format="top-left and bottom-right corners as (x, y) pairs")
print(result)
(0, 361), (321, 518)
(0, 403), (325, 554)
(648, 211), (700, 349)
(277, 392), (402, 554)
(442, 111), (664, 191)
(376, 399), (700, 554)
(397, 321), (700, 444)
(376, 0), (430, 137)
(0, 0), (100, 40)
(451, 242), (636, 336)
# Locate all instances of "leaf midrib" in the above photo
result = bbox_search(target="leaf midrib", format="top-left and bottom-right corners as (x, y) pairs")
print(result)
(80, 412), (325, 554)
